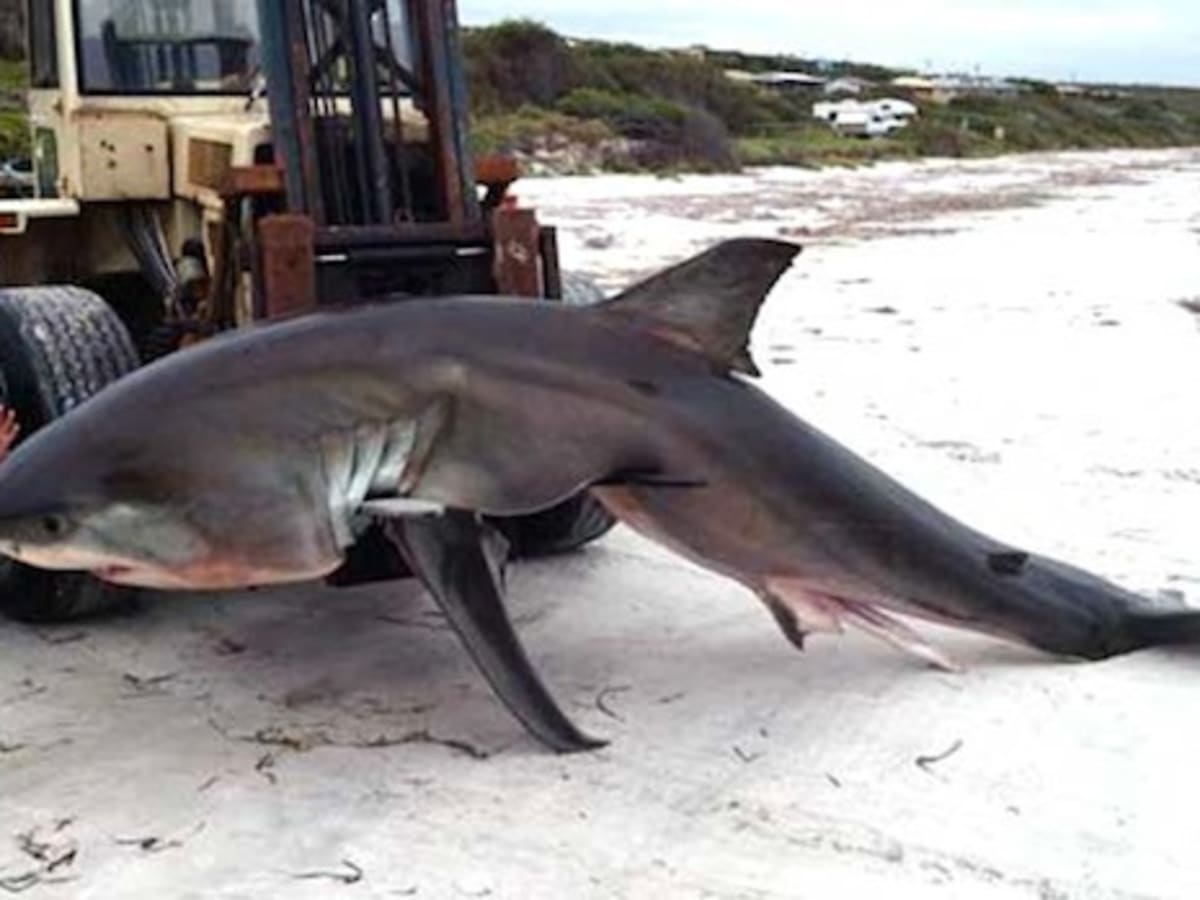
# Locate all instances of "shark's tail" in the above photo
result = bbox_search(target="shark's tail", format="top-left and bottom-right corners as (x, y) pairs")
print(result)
(1117, 608), (1200, 655)
(989, 554), (1200, 661)
(773, 548), (1200, 666)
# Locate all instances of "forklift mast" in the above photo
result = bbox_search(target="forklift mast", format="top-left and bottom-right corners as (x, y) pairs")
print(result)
(246, 0), (557, 314)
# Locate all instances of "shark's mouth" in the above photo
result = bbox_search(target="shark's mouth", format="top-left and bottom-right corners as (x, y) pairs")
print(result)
(94, 564), (137, 583)
(93, 554), (342, 591)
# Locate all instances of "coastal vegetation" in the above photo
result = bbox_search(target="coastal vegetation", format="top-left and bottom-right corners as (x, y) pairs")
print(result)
(463, 20), (1200, 173)
(3, 18), (1199, 172)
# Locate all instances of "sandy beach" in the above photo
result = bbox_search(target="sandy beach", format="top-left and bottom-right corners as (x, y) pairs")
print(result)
(2, 147), (1199, 899)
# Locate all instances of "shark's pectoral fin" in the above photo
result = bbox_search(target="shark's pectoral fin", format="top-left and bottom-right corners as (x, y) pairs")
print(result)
(382, 511), (604, 753)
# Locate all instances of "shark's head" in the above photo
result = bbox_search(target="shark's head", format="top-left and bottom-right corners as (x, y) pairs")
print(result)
(0, 499), (214, 588)
(0, 397), (338, 591)
(0, 412), (220, 588)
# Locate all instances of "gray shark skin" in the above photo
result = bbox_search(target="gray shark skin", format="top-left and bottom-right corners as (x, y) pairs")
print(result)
(592, 379), (1197, 669)
(0, 238), (1193, 750)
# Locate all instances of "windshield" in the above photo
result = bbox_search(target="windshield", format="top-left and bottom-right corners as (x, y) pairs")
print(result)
(75, 0), (261, 94)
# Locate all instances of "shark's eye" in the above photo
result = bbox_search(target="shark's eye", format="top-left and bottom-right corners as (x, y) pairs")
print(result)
(41, 515), (66, 537)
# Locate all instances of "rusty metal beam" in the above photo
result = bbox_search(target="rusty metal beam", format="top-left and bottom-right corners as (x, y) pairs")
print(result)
(411, 0), (480, 226)
(258, 214), (317, 319)
(317, 221), (489, 249)
(538, 226), (563, 300)
(491, 207), (541, 297)
(257, 0), (325, 220)
(222, 165), (286, 198)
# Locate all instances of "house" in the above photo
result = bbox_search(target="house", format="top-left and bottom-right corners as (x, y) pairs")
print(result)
(937, 74), (1021, 97)
(1054, 83), (1128, 101)
(823, 76), (872, 96)
(1084, 86), (1131, 100)
(891, 75), (956, 104)
(726, 69), (830, 94)
(971, 76), (1020, 96)
(748, 71), (828, 93)
(891, 75), (936, 92)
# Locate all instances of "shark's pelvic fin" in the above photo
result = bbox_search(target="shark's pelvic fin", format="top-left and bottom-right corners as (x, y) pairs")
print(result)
(382, 510), (605, 753)
(594, 238), (801, 377)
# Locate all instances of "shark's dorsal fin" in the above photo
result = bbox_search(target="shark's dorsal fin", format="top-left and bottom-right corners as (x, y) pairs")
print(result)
(593, 238), (801, 376)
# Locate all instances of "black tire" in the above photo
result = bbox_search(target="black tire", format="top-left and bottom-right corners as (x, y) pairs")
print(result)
(491, 492), (617, 560)
(0, 286), (141, 623)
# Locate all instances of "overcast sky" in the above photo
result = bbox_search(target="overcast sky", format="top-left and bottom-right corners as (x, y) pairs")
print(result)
(460, 1), (1200, 86)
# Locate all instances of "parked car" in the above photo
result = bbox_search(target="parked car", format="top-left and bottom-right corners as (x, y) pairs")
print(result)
(812, 98), (917, 138)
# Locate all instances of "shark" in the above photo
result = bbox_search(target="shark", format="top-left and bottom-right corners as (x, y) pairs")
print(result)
(0, 238), (1193, 751)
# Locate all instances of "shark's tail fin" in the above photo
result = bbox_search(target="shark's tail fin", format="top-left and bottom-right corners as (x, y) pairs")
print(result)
(594, 238), (801, 376)
(986, 554), (1200, 661)
(1122, 608), (1200, 654)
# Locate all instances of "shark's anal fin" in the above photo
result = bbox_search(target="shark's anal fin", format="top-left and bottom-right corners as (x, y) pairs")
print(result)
(382, 511), (605, 753)
(760, 577), (961, 672)
(837, 597), (962, 673)
(594, 238), (801, 376)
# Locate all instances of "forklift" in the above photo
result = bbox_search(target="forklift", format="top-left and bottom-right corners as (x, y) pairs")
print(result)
(0, 0), (612, 622)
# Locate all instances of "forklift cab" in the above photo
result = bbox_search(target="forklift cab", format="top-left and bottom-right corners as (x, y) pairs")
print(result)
(21, 0), (269, 202)
(13, 0), (556, 317)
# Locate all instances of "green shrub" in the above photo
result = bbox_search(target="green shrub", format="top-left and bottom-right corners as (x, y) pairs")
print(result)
(0, 109), (27, 158)
(462, 20), (577, 114)
(463, 20), (802, 137)
(556, 88), (686, 141)
(735, 124), (916, 168)
(0, 58), (25, 88)
(471, 106), (615, 155)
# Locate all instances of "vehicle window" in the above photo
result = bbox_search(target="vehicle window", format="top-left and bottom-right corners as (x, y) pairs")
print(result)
(29, 1), (60, 88)
(301, 0), (415, 95)
(75, 0), (261, 94)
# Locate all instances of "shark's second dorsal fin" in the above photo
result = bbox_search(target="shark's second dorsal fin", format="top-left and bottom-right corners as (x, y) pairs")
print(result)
(593, 238), (801, 376)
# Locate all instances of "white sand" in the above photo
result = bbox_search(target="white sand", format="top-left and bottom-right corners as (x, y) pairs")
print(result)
(2, 148), (1199, 899)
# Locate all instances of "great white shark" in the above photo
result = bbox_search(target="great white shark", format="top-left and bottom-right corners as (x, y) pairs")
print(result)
(0, 238), (1194, 751)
